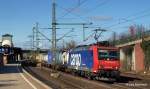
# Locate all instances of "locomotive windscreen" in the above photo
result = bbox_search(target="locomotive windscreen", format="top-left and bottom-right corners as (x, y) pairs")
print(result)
(98, 49), (119, 60)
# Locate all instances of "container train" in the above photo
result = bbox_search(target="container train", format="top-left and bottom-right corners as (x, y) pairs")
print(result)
(42, 42), (120, 80)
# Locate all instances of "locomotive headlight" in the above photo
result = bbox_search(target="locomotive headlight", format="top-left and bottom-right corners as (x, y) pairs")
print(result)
(115, 66), (118, 70)
(94, 70), (97, 73)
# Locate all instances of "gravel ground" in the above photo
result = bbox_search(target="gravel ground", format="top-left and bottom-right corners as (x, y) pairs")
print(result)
(24, 66), (150, 89)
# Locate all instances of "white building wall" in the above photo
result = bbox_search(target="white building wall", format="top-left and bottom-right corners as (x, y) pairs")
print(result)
(120, 49), (125, 61)
(132, 46), (136, 70)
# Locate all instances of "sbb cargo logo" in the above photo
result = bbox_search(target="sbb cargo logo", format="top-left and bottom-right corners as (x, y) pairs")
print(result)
(70, 54), (81, 66)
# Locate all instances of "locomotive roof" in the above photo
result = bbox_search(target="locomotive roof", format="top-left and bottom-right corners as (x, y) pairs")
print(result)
(75, 41), (110, 48)
(76, 45), (89, 48)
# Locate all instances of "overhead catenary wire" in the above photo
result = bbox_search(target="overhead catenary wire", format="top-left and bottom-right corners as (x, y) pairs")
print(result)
(83, 0), (111, 16)
(57, 0), (110, 21)
(104, 12), (150, 29)
(102, 8), (150, 30)
(122, 8), (150, 20)
(56, 4), (89, 22)
(59, 0), (89, 18)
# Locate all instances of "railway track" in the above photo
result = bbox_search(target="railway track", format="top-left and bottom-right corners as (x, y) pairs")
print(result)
(24, 66), (150, 89)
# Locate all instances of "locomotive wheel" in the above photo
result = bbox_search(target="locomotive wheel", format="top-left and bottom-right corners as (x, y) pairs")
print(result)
(86, 72), (93, 80)
(115, 75), (120, 82)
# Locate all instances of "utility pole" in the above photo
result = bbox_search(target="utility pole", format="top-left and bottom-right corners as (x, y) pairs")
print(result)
(52, 0), (57, 61)
(112, 31), (116, 46)
(32, 27), (35, 50)
(34, 22), (40, 62)
(31, 27), (36, 61)
(35, 22), (40, 50)
(83, 24), (85, 41)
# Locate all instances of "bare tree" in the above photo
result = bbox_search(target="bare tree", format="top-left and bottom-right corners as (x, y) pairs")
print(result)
(65, 40), (77, 50)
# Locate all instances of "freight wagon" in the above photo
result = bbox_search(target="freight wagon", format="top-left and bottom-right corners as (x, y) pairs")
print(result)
(42, 51), (63, 69)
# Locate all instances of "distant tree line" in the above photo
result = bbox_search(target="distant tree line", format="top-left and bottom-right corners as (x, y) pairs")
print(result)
(58, 40), (77, 51)
(109, 24), (150, 46)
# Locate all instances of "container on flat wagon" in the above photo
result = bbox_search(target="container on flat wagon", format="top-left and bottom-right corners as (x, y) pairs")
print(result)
(68, 50), (93, 71)
(41, 51), (53, 64)
(61, 51), (69, 65)
(47, 51), (53, 64)
(55, 51), (65, 65)
(43, 54), (48, 62)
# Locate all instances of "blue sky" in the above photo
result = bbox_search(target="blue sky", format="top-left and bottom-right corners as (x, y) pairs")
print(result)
(0, 0), (150, 48)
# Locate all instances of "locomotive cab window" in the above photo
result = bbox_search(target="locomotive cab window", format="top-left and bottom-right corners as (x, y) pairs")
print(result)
(109, 51), (119, 59)
(98, 49), (119, 60)
(98, 50), (109, 59)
